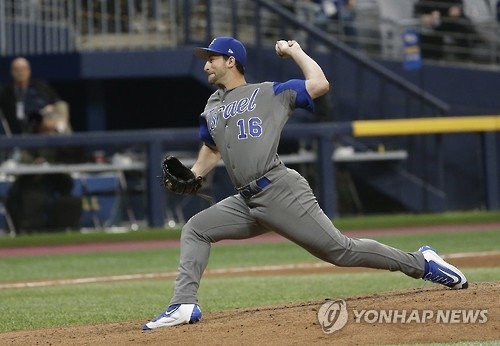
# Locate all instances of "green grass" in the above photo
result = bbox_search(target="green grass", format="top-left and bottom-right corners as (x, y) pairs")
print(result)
(333, 210), (500, 230)
(0, 230), (500, 282)
(0, 227), (180, 248)
(1, 209), (499, 248)
(1, 268), (499, 331)
(1, 268), (499, 332)
(1, 229), (499, 283)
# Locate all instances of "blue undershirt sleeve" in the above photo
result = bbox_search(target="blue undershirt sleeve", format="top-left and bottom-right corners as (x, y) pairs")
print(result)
(273, 79), (314, 112)
(199, 118), (216, 147)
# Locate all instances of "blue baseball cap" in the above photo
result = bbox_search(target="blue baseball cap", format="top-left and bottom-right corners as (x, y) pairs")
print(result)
(194, 37), (247, 67)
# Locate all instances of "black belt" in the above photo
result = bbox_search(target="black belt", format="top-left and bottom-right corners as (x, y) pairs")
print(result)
(238, 176), (271, 199)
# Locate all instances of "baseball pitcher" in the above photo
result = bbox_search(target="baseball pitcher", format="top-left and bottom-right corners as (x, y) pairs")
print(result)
(143, 37), (468, 330)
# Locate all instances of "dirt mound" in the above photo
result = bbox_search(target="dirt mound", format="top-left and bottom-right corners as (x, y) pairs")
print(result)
(2, 282), (498, 345)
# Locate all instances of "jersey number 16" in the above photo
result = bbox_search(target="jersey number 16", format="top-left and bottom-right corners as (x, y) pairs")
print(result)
(237, 117), (263, 139)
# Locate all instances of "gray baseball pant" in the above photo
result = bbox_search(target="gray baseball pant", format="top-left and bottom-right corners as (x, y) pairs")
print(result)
(170, 165), (425, 305)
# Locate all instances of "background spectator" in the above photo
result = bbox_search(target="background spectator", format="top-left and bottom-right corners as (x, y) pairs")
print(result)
(313, 0), (358, 47)
(414, 0), (483, 60)
(0, 57), (71, 136)
(0, 57), (81, 233)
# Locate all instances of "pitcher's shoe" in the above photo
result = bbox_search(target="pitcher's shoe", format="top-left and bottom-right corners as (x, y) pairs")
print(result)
(419, 246), (468, 289)
(143, 304), (202, 330)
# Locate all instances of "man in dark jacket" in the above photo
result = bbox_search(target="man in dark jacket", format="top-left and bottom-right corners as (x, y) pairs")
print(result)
(414, 0), (482, 60)
(0, 57), (69, 135)
(0, 57), (80, 233)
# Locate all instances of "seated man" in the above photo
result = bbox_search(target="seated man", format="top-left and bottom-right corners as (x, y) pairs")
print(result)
(414, 0), (483, 60)
(0, 57), (81, 233)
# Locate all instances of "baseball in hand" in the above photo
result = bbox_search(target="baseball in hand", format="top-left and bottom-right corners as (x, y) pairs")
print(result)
(275, 40), (288, 57)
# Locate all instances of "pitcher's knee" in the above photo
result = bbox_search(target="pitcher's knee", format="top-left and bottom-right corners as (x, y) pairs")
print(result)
(181, 218), (212, 243)
(327, 249), (355, 267)
(309, 244), (351, 267)
(319, 239), (362, 267)
(317, 235), (354, 267)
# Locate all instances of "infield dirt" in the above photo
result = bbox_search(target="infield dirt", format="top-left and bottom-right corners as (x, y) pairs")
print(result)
(2, 281), (498, 345)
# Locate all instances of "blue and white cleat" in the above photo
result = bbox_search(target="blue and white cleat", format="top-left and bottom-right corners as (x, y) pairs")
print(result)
(143, 304), (202, 330)
(419, 246), (468, 290)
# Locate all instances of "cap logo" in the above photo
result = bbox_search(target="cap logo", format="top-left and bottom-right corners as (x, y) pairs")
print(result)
(195, 37), (246, 67)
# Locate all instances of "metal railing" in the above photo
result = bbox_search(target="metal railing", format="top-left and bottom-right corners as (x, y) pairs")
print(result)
(0, 0), (179, 54)
(252, 0), (449, 120)
(376, 0), (500, 65)
(0, 0), (498, 65)
(0, 123), (353, 227)
(0, 0), (76, 54)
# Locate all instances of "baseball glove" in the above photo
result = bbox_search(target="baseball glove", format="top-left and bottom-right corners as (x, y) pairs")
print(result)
(161, 155), (202, 195)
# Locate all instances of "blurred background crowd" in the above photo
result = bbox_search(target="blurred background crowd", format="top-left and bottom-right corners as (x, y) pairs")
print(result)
(0, 0), (499, 235)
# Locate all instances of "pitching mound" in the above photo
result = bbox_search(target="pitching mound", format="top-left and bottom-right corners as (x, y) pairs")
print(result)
(3, 281), (498, 345)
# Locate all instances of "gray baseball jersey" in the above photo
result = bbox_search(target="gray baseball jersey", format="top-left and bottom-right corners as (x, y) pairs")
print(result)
(199, 80), (311, 188)
(169, 78), (426, 305)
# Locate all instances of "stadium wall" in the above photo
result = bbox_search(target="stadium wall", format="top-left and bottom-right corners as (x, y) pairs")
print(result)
(0, 52), (498, 214)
